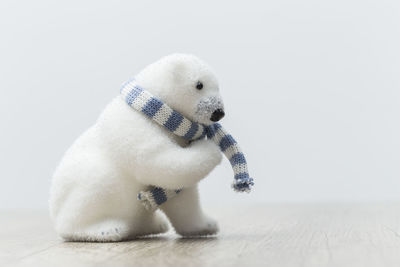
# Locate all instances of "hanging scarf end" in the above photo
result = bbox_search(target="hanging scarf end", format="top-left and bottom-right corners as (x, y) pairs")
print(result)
(137, 191), (158, 212)
(232, 177), (254, 193)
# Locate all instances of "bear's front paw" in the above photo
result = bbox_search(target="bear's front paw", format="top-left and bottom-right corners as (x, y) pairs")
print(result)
(176, 216), (219, 237)
(192, 139), (222, 169)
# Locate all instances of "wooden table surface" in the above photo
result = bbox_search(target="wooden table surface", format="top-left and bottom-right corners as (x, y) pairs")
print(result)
(2, 204), (400, 267)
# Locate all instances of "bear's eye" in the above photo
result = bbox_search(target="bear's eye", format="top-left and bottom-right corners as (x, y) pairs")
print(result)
(196, 81), (203, 90)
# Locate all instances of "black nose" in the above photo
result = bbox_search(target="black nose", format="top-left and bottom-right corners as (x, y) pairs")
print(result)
(210, 109), (225, 122)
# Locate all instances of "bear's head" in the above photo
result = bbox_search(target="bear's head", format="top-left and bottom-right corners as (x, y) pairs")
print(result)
(135, 54), (225, 125)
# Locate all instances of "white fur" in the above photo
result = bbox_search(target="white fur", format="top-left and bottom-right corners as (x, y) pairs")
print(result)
(49, 54), (223, 241)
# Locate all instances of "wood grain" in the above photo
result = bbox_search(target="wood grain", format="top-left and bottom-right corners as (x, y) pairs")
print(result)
(2, 204), (400, 267)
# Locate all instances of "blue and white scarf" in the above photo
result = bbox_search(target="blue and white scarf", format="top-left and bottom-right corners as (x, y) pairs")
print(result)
(120, 79), (254, 211)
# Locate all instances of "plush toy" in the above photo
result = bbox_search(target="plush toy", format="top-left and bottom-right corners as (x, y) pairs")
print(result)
(49, 54), (253, 241)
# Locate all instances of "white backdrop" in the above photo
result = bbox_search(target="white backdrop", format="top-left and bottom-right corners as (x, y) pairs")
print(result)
(1, 0), (400, 209)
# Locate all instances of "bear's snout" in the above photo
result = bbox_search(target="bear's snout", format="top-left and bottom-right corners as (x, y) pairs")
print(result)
(210, 109), (225, 122)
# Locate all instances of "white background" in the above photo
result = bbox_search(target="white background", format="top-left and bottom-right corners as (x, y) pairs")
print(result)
(1, 0), (400, 210)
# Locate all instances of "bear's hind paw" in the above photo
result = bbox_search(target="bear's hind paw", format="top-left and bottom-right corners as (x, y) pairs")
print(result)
(60, 220), (131, 242)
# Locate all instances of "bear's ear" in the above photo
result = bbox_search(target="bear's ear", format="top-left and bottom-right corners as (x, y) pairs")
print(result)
(168, 56), (189, 83)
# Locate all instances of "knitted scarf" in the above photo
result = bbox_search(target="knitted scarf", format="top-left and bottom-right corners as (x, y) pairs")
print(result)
(120, 79), (254, 211)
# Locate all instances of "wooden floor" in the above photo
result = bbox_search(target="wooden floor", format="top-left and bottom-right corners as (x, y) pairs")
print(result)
(2, 204), (400, 267)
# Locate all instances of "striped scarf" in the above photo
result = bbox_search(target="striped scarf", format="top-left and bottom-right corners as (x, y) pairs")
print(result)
(120, 79), (254, 211)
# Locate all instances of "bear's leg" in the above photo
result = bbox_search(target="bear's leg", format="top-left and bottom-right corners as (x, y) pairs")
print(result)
(132, 211), (170, 237)
(160, 185), (219, 237)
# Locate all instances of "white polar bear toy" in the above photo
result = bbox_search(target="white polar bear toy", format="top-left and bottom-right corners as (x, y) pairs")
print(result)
(50, 54), (227, 241)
